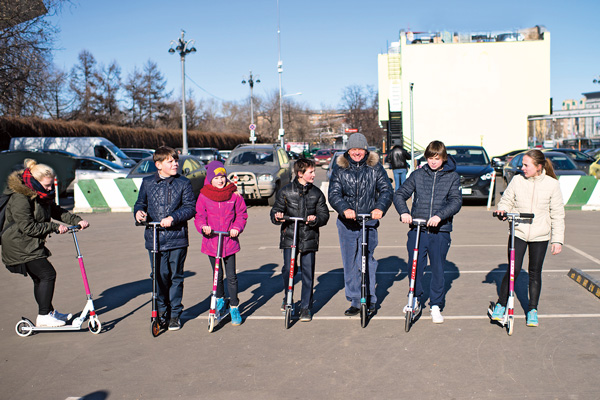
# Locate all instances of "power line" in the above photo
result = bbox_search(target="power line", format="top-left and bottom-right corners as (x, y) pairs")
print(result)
(184, 73), (227, 102)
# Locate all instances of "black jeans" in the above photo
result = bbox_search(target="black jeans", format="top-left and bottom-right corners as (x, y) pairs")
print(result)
(25, 258), (57, 315)
(209, 254), (239, 307)
(498, 237), (548, 311)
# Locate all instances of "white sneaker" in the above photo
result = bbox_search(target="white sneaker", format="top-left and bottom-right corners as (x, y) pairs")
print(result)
(431, 305), (444, 324)
(36, 312), (66, 327)
(50, 310), (72, 322)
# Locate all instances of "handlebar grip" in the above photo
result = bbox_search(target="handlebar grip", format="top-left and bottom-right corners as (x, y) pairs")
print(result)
(520, 213), (534, 219)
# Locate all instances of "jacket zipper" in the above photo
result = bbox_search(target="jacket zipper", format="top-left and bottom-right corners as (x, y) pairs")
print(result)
(429, 170), (438, 220)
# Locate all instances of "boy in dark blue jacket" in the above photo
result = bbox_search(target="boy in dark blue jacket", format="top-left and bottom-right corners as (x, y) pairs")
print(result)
(393, 140), (462, 324)
(134, 146), (196, 331)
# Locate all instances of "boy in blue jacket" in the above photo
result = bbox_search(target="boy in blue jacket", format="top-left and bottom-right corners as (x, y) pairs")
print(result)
(134, 146), (196, 331)
(393, 140), (462, 324)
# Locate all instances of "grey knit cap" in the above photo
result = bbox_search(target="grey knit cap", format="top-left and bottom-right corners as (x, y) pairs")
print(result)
(346, 132), (368, 150)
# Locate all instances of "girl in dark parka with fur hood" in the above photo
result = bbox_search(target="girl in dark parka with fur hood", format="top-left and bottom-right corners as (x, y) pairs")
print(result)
(1, 159), (89, 328)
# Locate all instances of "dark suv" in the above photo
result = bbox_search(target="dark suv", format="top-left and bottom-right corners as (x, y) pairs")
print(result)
(224, 143), (292, 205)
(446, 146), (495, 204)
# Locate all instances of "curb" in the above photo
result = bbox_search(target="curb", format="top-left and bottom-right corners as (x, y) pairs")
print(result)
(567, 268), (600, 300)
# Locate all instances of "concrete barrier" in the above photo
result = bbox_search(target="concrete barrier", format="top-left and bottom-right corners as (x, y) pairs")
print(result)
(568, 268), (600, 300)
(74, 178), (142, 213)
(558, 175), (600, 210)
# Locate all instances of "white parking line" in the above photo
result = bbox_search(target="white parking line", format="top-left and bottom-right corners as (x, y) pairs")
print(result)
(194, 314), (600, 321)
(239, 269), (600, 275)
(565, 244), (600, 265)
(258, 244), (506, 250)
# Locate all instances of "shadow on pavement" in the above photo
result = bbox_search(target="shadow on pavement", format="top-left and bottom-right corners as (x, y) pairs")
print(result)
(419, 260), (460, 311)
(376, 255), (408, 310)
(483, 264), (530, 314)
(95, 271), (196, 332)
(312, 267), (345, 314)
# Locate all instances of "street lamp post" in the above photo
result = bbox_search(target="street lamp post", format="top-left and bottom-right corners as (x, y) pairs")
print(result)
(277, 0), (285, 148)
(168, 30), (196, 155)
(409, 82), (415, 173)
(242, 71), (260, 143)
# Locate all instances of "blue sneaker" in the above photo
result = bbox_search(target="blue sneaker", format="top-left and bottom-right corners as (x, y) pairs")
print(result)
(527, 309), (539, 327)
(230, 306), (242, 326)
(491, 303), (505, 321)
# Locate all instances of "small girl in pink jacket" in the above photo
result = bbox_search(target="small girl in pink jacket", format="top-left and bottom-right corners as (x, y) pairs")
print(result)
(195, 161), (248, 326)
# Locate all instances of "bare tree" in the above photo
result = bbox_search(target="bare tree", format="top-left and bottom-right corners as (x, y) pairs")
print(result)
(40, 64), (71, 119)
(123, 67), (144, 126)
(96, 60), (122, 124)
(340, 84), (385, 146)
(141, 60), (171, 127)
(0, 1), (67, 116)
(69, 49), (100, 121)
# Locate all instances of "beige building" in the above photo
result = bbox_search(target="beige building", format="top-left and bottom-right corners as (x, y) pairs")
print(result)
(378, 26), (550, 157)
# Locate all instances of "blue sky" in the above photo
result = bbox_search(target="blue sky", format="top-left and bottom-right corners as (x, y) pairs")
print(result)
(49, 0), (600, 111)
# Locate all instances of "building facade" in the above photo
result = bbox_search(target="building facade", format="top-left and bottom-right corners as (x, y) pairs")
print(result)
(378, 26), (551, 157)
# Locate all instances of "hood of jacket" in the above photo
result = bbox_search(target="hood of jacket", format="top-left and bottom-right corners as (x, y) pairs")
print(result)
(6, 171), (38, 199)
(337, 151), (380, 169)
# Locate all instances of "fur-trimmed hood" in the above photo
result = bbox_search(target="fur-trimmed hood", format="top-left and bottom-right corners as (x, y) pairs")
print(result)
(6, 170), (37, 199)
(336, 151), (380, 169)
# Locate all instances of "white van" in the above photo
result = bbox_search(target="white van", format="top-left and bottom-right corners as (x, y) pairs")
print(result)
(9, 137), (136, 168)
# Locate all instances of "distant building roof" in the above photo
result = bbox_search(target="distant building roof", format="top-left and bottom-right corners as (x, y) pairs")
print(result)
(582, 91), (600, 100)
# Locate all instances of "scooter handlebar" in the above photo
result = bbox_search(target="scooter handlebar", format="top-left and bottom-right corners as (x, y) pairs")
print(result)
(492, 211), (534, 220)
(356, 213), (371, 221)
(136, 221), (163, 228)
(411, 218), (427, 226)
(212, 230), (231, 236)
(282, 216), (305, 222)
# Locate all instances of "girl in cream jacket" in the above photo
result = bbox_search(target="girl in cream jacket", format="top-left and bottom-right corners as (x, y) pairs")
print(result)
(491, 149), (565, 327)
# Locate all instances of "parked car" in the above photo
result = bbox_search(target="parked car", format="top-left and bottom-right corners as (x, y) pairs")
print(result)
(503, 151), (586, 184)
(287, 150), (302, 160)
(219, 150), (232, 161)
(126, 154), (207, 198)
(491, 149), (528, 173)
(0, 150), (77, 195)
(546, 148), (596, 174)
(67, 157), (130, 193)
(323, 151), (345, 180)
(446, 146), (495, 203)
(589, 157), (600, 179)
(224, 143), (292, 206)
(121, 148), (155, 163)
(314, 149), (336, 167)
(182, 147), (223, 165)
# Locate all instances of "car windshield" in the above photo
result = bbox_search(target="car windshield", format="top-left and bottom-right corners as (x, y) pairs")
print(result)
(226, 150), (275, 165)
(447, 148), (489, 165)
(547, 155), (577, 170)
(189, 149), (214, 157)
(132, 160), (158, 174)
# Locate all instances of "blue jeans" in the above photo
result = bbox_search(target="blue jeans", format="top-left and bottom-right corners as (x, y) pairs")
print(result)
(282, 249), (316, 310)
(393, 169), (408, 191)
(406, 229), (451, 308)
(148, 247), (187, 318)
(336, 219), (379, 307)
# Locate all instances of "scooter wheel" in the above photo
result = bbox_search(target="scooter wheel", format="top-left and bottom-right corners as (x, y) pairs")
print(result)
(89, 317), (102, 334)
(15, 319), (33, 337)
(150, 320), (160, 337)
(405, 311), (412, 332)
(507, 317), (514, 336)
(284, 308), (292, 329)
(208, 315), (216, 333)
(360, 304), (367, 328)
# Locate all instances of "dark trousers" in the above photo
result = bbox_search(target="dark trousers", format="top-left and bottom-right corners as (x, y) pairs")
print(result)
(208, 254), (239, 307)
(25, 258), (56, 315)
(498, 237), (548, 311)
(282, 248), (316, 310)
(407, 229), (451, 308)
(148, 247), (187, 318)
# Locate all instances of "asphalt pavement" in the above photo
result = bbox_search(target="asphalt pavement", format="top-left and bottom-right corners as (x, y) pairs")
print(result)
(0, 168), (598, 400)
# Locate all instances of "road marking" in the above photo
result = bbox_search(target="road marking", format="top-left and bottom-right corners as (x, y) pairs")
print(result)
(194, 314), (600, 321)
(565, 244), (600, 265)
(238, 269), (600, 275)
(258, 244), (506, 250)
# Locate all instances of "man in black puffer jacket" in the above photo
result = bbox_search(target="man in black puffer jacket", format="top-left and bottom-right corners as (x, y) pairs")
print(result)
(328, 133), (393, 316)
(394, 140), (462, 324)
(270, 158), (330, 322)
